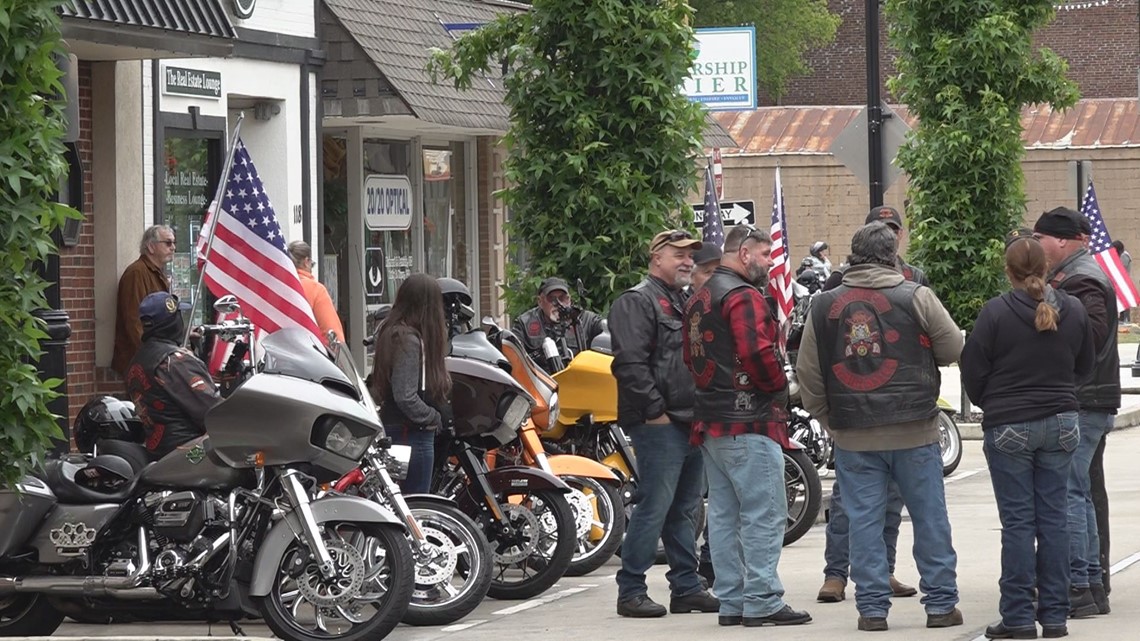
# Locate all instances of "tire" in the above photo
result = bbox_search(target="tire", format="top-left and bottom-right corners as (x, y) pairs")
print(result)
(401, 500), (493, 626)
(485, 488), (576, 600)
(562, 476), (625, 577)
(783, 448), (822, 546)
(939, 411), (963, 477)
(258, 522), (414, 641)
(0, 594), (64, 636)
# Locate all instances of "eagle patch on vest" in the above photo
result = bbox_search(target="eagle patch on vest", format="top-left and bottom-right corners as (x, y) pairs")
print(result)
(828, 289), (901, 392)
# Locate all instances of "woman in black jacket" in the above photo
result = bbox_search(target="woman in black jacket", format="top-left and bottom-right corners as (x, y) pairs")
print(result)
(961, 237), (1094, 640)
(369, 274), (451, 493)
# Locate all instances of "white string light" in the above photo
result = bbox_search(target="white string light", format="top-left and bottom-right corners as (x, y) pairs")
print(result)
(1054, 0), (1111, 10)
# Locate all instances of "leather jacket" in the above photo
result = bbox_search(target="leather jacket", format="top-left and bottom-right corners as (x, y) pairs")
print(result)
(125, 337), (221, 459)
(1050, 249), (1121, 411)
(512, 306), (605, 373)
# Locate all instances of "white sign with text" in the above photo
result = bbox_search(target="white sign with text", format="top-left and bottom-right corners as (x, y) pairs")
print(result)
(363, 174), (413, 231)
(684, 27), (757, 111)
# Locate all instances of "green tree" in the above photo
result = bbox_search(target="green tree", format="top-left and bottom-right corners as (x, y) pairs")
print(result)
(0, 0), (82, 487)
(885, 0), (1079, 330)
(690, 0), (841, 102)
(428, 0), (706, 314)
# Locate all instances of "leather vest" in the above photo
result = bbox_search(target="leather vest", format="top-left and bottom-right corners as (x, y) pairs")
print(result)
(809, 278), (939, 430)
(1052, 250), (1121, 410)
(125, 339), (206, 458)
(685, 269), (783, 424)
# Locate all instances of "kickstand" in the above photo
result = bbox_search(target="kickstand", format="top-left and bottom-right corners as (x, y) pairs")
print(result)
(229, 620), (247, 637)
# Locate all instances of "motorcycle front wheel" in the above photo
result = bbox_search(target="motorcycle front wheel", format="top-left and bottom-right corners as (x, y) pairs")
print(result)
(939, 411), (963, 477)
(485, 488), (576, 600)
(402, 499), (493, 626)
(258, 522), (414, 641)
(561, 476), (625, 577)
(783, 449), (822, 546)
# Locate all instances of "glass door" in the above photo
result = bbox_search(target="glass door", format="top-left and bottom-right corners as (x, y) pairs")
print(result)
(161, 132), (221, 325)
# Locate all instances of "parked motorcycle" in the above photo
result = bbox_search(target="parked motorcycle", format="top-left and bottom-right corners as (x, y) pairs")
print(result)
(0, 326), (415, 641)
(433, 279), (577, 599)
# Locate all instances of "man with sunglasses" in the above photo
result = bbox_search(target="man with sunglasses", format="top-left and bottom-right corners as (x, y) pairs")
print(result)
(513, 276), (605, 373)
(611, 229), (720, 619)
(113, 225), (176, 378)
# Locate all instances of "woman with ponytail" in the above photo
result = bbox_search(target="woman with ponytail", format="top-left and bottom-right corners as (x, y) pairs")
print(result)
(962, 237), (1094, 639)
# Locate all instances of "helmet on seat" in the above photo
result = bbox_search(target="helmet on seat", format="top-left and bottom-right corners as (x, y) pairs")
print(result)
(72, 454), (134, 492)
(74, 396), (144, 455)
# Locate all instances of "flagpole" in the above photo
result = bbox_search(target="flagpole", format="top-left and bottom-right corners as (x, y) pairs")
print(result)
(184, 113), (245, 347)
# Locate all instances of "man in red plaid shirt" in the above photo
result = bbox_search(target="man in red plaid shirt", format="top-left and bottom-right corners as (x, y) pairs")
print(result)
(683, 224), (811, 627)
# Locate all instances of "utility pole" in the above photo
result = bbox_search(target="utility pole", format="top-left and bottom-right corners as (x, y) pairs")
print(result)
(865, 0), (884, 209)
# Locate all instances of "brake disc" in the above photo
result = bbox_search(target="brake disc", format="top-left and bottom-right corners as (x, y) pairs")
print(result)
(563, 486), (594, 539)
(413, 525), (461, 587)
(296, 539), (366, 607)
(494, 503), (541, 565)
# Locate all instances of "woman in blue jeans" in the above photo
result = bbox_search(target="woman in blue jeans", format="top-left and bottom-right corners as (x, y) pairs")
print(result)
(961, 237), (1094, 639)
(368, 274), (451, 493)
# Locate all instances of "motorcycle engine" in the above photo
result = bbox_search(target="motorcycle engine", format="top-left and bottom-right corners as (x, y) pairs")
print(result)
(149, 491), (218, 542)
(143, 491), (230, 597)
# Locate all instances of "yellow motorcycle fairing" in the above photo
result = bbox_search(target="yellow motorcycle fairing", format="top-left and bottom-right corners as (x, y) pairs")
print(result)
(551, 349), (619, 429)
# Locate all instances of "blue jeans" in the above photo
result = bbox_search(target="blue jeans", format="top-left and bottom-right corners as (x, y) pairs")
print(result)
(388, 425), (435, 495)
(1069, 410), (1111, 587)
(834, 443), (958, 618)
(701, 434), (787, 617)
(985, 412), (1077, 628)
(617, 422), (705, 601)
(824, 476), (903, 581)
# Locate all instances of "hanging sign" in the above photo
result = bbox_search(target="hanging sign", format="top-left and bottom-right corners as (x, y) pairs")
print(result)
(684, 27), (758, 111)
(363, 174), (413, 231)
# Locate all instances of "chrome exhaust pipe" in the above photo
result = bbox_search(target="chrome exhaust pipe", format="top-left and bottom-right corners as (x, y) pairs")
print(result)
(0, 527), (160, 599)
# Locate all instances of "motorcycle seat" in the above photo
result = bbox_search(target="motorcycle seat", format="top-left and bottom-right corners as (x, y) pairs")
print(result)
(41, 455), (137, 504)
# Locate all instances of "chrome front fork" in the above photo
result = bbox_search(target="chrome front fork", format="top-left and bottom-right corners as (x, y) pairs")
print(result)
(281, 469), (337, 579)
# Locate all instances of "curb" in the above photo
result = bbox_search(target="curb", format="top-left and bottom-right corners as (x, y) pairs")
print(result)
(958, 403), (1140, 440)
(17, 638), (273, 641)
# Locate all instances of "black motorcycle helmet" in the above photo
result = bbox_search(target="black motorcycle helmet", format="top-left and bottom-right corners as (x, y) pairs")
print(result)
(74, 396), (145, 455)
(72, 454), (134, 492)
(438, 277), (475, 330)
(810, 241), (829, 259)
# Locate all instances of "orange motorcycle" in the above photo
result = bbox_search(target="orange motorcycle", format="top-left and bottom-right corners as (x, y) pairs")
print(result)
(482, 318), (626, 577)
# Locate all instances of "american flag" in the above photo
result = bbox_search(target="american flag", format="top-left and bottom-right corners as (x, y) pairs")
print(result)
(196, 139), (321, 339)
(767, 166), (793, 323)
(1080, 180), (1139, 310)
(701, 163), (724, 248)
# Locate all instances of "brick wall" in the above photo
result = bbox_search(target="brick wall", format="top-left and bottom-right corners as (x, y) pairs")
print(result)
(769, 0), (1138, 106)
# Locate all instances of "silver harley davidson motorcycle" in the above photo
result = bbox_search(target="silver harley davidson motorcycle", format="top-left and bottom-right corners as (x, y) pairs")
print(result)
(0, 328), (415, 641)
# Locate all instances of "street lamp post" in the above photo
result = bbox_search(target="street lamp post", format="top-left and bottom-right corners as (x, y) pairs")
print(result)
(865, 0), (884, 209)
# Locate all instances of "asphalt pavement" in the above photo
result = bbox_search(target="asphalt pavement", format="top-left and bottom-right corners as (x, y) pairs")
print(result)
(38, 425), (1140, 641)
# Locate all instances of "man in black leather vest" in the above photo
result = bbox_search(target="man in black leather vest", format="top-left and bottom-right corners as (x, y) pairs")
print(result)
(797, 222), (964, 632)
(125, 292), (220, 460)
(611, 229), (719, 618)
(1034, 207), (1119, 613)
(684, 225), (812, 627)
(512, 277), (605, 373)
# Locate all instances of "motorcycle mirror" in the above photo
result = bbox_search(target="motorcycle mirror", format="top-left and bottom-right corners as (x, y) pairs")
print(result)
(575, 278), (587, 300)
(213, 294), (241, 316)
(481, 315), (499, 329)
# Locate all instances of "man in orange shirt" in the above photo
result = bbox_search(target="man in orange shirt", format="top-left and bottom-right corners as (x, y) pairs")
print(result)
(288, 240), (345, 345)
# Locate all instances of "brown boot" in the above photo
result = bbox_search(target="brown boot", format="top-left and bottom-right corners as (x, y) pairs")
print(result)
(890, 575), (917, 598)
(817, 577), (846, 602)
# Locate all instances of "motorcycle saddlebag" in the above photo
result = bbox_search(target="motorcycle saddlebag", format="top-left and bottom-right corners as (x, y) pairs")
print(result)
(0, 476), (56, 558)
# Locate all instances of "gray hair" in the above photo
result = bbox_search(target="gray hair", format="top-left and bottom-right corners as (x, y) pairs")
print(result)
(287, 240), (312, 268)
(848, 221), (898, 268)
(723, 225), (772, 252)
(140, 225), (173, 255)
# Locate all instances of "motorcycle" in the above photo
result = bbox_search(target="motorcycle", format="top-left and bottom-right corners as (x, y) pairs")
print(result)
(482, 318), (626, 577)
(431, 278), (577, 600)
(0, 323), (415, 641)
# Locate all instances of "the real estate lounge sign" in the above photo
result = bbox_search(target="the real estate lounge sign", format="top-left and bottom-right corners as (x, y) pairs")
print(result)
(684, 27), (757, 111)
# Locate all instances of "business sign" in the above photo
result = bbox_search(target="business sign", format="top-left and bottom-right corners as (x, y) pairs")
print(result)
(692, 200), (756, 227)
(163, 66), (222, 99)
(363, 174), (413, 231)
(684, 27), (757, 111)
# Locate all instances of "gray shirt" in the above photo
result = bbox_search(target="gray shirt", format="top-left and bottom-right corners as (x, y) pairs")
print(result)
(384, 332), (441, 429)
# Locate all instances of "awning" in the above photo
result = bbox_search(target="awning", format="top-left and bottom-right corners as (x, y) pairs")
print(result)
(60, 0), (236, 60)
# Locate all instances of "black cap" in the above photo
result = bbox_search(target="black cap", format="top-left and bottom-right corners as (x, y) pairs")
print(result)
(539, 277), (570, 297)
(1004, 227), (1037, 248)
(1033, 207), (1085, 240)
(866, 206), (903, 230)
(693, 244), (723, 265)
(139, 292), (189, 330)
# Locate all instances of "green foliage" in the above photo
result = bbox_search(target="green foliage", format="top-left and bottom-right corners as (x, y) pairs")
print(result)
(0, 0), (82, 487)
(885, 0), (1079, 331)
(690, 0), (841, 102)
(428, 0), (706, 315)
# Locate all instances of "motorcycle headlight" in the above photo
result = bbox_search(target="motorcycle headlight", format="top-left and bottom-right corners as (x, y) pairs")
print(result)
(314, 417), (374, 461)
(497, 392), (533, 431)
(547, 392), (560, 427)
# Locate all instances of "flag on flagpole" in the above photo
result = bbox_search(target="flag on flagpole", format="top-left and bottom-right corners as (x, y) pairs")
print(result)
(1080, 180), (1140, 310)
(701, 163), (724, 248)
(767, 166), (793, 324)
(199, 138), (322, 339)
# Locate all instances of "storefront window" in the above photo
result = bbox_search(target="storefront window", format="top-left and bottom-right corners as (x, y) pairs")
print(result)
(162, 134), (219, 324)
(362, 139), (413, 314)
(423, 143), (468, 286)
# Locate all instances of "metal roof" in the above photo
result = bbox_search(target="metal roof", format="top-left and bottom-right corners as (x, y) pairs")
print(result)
(59, 0), (236, 39)
(714, 99), (1140, 155)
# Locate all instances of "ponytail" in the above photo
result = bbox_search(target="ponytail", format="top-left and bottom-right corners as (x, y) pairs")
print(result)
(1024, 274), (1058, 332)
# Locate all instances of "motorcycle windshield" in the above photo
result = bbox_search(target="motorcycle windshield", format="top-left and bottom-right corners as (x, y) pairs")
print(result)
(260, 329), (360, 401)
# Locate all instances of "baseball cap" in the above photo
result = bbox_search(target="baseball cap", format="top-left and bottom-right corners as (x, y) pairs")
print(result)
(139, 292), (190, 330)
(1033, 207), (1085, 240)
(693, 243), (723, 265)
(866, 206), (903, 230)
(650, 229), (702, 253)
(538, 277), (570, 297)
(1004, 227), (1036, 248)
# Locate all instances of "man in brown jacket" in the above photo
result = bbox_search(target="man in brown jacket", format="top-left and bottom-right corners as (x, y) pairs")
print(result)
(112, 225), (175, 377)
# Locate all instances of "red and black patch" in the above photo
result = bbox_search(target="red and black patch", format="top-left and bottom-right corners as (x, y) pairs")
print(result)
(526, 319), (543, 338)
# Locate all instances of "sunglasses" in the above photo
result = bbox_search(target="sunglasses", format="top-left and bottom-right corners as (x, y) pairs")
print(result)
(727, 224), (768, 250)
(651, 229), (693, 252)
(156, 239), (176, 247)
